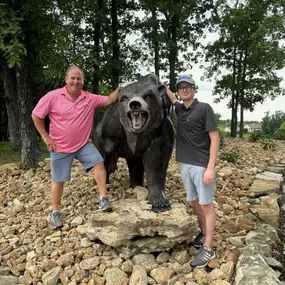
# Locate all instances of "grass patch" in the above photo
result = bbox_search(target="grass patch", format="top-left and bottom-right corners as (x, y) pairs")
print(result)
(0, 141), (49, 165)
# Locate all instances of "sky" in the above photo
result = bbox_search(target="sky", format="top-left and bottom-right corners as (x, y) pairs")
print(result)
(130, 8), (285, 123)
(182, 67), (285, 122)
(137, 32), (285, 122)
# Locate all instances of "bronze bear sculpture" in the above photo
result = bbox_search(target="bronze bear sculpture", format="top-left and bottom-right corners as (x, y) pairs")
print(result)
(94, 74), (175, 212)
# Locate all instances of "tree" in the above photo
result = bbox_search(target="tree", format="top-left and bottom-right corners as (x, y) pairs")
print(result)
(0, 4), (23, 148)
(138, 0), (213, 89)
(275, 121), (285, 140)
(205, 0), (285, 138)
(0, 1), (70, 168)
(262, 110), (285, 136)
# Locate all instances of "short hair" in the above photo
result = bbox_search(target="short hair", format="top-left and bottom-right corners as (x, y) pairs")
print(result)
(65, 65), (84, 81)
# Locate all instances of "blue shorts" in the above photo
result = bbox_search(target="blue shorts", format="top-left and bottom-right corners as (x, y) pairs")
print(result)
(50, 142), (104, 182)
(180, 163), (215, 205)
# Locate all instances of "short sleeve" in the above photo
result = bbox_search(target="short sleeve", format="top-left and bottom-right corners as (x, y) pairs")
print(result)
(89, 93), (107, 108)
(32, 93), (52, 119)
(204, 104), (218, 132)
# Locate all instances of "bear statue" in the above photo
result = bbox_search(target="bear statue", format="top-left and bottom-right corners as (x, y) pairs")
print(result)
(94, 74), (175, 212)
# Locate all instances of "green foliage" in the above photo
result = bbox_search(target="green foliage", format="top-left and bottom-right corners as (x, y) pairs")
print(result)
(262, 111), (285, 137)
(0, 141), (48, 164)
(205, 0), (285, 137)
(219, 149), (239, 163)
(248, 131), (264, 142)
(138, 0), (214, 90)
(0, 4), (26, 67)
(261, 139), (277, 150)
(274, 121), (285, 140)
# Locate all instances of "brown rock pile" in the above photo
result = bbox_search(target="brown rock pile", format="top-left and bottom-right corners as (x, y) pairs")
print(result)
(0, 138), (284, 284)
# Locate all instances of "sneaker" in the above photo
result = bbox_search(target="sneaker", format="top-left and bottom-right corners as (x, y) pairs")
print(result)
(192, 232), (205, 249)
(190, 247), (215, 268)
(50, 212), (63, 229)
(99, 196), (113, 212)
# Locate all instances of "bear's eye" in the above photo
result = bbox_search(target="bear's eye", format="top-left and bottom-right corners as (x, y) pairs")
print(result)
(144, 94), (152, 100)
(120, 96), (129, 102)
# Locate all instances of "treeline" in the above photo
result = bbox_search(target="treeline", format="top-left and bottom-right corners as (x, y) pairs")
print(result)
(1, 0), (285, 168)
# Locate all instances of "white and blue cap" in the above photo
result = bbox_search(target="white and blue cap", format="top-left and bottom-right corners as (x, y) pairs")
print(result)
(175, 73), (196, 88)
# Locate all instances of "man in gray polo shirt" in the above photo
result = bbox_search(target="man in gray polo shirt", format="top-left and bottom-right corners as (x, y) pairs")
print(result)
(166, 73), (220, 268)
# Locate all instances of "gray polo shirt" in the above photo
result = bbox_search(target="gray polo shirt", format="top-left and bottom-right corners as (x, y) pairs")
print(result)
(174, 99), (217, 168)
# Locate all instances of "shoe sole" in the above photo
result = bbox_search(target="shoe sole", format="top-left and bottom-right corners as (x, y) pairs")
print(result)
(51, 223), (63, 229)
(194, 253), (216, 268)
(100, 207), (113, 212)
(192, 243), (203, 249)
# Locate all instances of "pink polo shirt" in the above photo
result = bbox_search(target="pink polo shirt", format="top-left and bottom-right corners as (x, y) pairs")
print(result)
(32, 86), (107, 153)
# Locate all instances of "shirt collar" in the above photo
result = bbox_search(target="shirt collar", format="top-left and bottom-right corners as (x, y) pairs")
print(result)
(182, 98), (199, 110)
(61, 86), (86, 99)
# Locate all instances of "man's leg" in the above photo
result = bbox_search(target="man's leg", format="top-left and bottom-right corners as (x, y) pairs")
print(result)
(188, 199), (206, 235)
(76, 143), (112, 211)
(50, 151), (73, 228)
(190, 166), (216, 267)
(200, 202), (216, 249)
(51, 181), (64, 212)
(93, 162), (107, 196)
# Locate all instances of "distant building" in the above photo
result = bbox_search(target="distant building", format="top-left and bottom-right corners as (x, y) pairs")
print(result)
(223, 126), (240, 133)
(224, 126), (230, 133)
(244, 123), (262, 133)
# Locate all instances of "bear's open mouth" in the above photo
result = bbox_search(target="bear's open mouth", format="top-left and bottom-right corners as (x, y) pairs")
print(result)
(128, 111), (148, 130)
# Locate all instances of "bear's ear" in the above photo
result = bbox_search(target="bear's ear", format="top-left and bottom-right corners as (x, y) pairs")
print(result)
(144, 73), (160, 85)
(158, 84), (166, 97)
(158, 84), (171, 115)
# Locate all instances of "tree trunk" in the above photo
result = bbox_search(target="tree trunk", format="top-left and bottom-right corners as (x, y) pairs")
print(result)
(92, 0), (103, 95)
(0, 58), (21, 148)
(239, 92), (244, 138)
(239, 49), (248, 138)
(90, 0), (103, 142)
(230, 91), (237, 137)
(168, 14), (178, 92)
(111, 0), (120, 90)
(1, 100), (8, 141)
(231, 46), (237, 137)
(151, 9), (160, 77)
(16, 56), (41, 169)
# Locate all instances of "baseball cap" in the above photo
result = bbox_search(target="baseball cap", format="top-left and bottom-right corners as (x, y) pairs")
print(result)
(175, 73), (196, 88)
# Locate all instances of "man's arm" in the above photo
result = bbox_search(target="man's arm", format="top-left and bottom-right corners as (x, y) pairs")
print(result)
(31, 113), (56, 151)
(32, 114), (49, 138)
(166, 87), (178, 104)
(104, 87), (120, 106)
(203, 130), (220, 185)
(208, 130), (220, 168)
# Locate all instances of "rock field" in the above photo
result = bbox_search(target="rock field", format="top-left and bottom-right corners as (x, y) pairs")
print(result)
(0, 138), (285, 285)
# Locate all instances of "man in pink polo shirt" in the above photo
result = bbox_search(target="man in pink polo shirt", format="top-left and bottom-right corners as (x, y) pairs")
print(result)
(32, 65), (119, 228)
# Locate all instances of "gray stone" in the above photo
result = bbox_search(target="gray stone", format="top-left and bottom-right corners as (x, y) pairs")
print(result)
(0, 275), (19, 285)
(0, 266), (11, 275)
(266, 165), (285, 175)
(133, 254), (158, 272)
(42, 266), (63, 285)
(77, 199), (197, 253)
(129, 265), (148, 285)
(104, 267), (129, 285)
(255, 171), (283, 181)
(264, 256), (284, 271)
